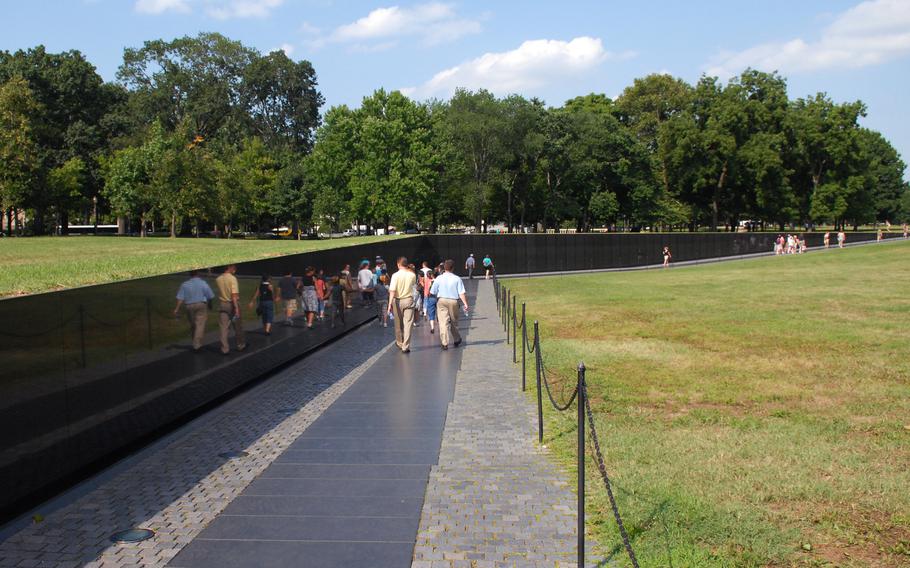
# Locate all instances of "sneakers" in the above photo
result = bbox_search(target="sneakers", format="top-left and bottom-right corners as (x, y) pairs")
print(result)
(454, 340), (462, 347)
(441, 345), (448, 350)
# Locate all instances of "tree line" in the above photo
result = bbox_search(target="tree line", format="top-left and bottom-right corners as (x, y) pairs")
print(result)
(1, 32), (907, 237)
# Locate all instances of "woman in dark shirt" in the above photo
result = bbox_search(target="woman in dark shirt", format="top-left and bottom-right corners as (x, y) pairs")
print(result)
(248, 274), (275, 335)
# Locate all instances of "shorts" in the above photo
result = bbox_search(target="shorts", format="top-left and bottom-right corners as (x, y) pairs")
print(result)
(284, 299), (298, 312)
(377, 300), (389, 318)
(425, 296), (438, 321)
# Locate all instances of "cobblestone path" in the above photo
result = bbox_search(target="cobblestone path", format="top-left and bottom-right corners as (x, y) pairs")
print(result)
(0, 325), (394, 568)
(413, 280), (601, 568)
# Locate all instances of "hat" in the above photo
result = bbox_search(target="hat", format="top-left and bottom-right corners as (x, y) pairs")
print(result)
(469, 253), (474, 257)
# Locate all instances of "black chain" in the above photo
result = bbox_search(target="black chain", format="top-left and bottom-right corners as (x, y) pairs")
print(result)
(582, 379), (640, 568)
(85, 308), (145, 328)
(0, 313), (78, 338)
(536, 341), (578, 411)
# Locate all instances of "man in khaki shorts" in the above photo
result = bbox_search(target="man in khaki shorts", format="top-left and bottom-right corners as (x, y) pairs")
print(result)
(172, 269), (215, 352)
(216, 264), (246, 354)
(429, 259), (469, 350)
(387, 256), (417, 353)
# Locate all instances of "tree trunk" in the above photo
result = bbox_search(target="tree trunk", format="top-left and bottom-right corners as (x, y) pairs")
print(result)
(5, 208), (11, 237)
(140, 212), (147, 237)
(712, 161), (728, 231)
(170, 211), (177, 238)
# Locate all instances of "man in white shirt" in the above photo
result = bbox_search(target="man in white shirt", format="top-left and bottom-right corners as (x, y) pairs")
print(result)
(429, 259), (469, 350)
(357, 261), (375, 306)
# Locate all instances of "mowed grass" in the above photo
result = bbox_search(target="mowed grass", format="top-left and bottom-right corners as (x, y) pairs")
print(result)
(506, 240), (910, 567)
(0, 235), (405, 297)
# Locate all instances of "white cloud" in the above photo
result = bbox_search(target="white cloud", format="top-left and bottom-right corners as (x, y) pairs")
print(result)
(402, 37), (616, 99)
(706, 0), (910, 78)
(269, 43), (295, 57)
(135, 0), (190, 14)
(133, 0), (283, 19)
(326, 2), (481, 48)
(206, 0), (284, 20)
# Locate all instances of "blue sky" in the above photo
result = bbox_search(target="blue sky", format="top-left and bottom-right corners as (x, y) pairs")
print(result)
(2, 0), (908, 175)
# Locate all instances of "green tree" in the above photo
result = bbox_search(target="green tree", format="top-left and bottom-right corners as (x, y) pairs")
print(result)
(0, 76), (41, 235)
(240, 50), (324, 152)
(0, 46), (123, 233)
(444, 89), (504, 230)
(308, 105), (358, 233)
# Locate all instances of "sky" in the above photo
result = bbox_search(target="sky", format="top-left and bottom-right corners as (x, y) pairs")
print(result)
(2, 0), (909, 176)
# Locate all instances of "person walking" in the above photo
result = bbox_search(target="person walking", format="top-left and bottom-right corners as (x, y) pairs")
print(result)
(173, 269), (214, 352)
(327, 275), (345, 328)
(823, 231), (830, 249)
(374, 273), (390, 327)
(277, 270), (299, 326)
(314, 269), (327, 320)
(837, 230), (846, 248)
(465, 253), (476, 279)
(662, 246), (672, 268)
(248, 275), (275, 336)
(215, 264), (246, 354)
(482, 254), (494, 279)
(299, 266), (319, 329)
(358, 261), (375, 306)
(387, 256), (417, 353)
(430, 259), (469, 350)
(341, 264), (355, 309)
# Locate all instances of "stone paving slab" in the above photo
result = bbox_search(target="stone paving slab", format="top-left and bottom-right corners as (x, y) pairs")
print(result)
(0, 324), (395, 568)
(412, 280), (604, 568)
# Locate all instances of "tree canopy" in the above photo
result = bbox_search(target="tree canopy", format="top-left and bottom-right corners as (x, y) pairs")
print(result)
(1, 34), (906, 237)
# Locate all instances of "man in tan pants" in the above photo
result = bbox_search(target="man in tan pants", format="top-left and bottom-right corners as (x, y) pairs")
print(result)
(216, 264), (246, 354)
(429, 259), (469, 350)
(173, 269), (215, 352)
(387, 256), (417, 353)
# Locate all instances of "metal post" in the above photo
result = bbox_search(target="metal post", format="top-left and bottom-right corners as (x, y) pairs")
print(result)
(578, 362), (586, 567)
(145, 298), (153, 349)
(512, 296), (517, 363)
(506, 289), (511, 341)
(78, 305), (87, 368)
(521, 303), (527, 391)
(535, 321), (543, 443)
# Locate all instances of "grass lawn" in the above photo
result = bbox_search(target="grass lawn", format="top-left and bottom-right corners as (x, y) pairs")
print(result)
(0, 235), (406, 297)
(505, 240), (910, 567)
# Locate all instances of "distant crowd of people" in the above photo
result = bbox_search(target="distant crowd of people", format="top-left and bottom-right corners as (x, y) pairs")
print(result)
(172, 252), (496, 355)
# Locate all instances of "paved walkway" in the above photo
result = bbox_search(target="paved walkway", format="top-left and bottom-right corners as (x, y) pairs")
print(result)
(0, 280), (589, 567)
(167, 296), (470, 568)
(0, 324), (396, 568)
(413, 280), (596, 568)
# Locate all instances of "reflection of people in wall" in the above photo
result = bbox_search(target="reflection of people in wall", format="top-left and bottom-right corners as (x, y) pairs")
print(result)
(173, 269), (214, 352)
(216, 264), (246, 354)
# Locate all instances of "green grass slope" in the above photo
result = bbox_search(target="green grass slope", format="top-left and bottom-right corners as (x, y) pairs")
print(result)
(507, 240), (910, 567)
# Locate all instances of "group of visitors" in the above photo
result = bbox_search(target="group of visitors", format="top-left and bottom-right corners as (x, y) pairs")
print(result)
(775, 234), (810, 255)
(172, 252), (488, 355)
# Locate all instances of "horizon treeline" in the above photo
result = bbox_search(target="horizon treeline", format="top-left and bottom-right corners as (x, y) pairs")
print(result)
(1, 32), (908, 237)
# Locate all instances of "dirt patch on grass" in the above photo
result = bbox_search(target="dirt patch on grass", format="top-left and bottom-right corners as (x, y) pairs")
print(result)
(768, 502), (910, 567)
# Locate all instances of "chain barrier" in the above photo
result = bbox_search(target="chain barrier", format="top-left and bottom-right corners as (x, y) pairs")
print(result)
(582, 379), (640, 568)
(0, 313), (78, 338)
(84, 308), (145, 328)
(494, 276), (641, 568)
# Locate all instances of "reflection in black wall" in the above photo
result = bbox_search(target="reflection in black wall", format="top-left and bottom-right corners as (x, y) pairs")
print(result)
(0, 232), (897, 518)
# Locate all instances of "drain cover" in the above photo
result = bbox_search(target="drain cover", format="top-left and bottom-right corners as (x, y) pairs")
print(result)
(218, 450), (249, 459)
(277, 408), (298, 415)
(110, 528), (155, 543)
